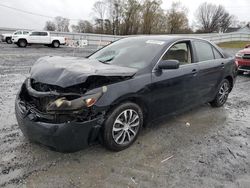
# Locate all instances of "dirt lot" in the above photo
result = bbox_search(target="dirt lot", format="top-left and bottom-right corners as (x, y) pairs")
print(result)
(0, 43), (249, 188)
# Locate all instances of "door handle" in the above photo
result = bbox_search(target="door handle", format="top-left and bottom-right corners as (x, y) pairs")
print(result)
(221, 62), (225, 69)
(191, 69), (197, 76)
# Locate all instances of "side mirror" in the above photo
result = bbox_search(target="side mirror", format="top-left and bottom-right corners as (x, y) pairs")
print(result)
(158, 60), (180, 70)
(245, 44), (250, 48)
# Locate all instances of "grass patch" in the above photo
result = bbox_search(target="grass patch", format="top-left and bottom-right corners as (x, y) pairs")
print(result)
(217, 41), (250, 48)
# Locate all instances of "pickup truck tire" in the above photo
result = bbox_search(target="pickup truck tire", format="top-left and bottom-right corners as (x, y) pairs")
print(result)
(52, 40), (60, 48)
(18, 39), (27, 48)
(6, 37), (12, 44)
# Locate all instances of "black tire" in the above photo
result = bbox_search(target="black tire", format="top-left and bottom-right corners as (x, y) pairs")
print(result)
(18, 39), (27, 48)
(6, 37), (12, 44)
(52, 40), (60, 48)
(102, 102), (143, 151)
(210, 79), (230, 107)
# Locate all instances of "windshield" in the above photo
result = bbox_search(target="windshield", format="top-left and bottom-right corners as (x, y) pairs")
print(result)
(88, 37), (166, 69)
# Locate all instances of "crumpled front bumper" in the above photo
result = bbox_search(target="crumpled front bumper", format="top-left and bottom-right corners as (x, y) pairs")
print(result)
(15, 96), (104, 152)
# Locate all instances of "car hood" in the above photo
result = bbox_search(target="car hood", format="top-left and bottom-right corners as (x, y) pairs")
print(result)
(30, 56), (137, 88)
(2, 33), (12, 36)
(238, 48), (250, 54)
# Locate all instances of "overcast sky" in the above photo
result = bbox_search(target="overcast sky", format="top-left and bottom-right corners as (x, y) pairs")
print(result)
(0, 0), (249, 30)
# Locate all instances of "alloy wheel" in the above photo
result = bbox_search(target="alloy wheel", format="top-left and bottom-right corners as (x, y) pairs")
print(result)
(112, 109), (140, 145)
(218, 82), (229, 104)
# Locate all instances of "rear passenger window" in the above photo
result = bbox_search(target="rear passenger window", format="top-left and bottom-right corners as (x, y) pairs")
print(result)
(30, 32), (40, 36)
(194, 41), (214, 62)
(213, 48), (223, 59)
(40, 32), (48, 36)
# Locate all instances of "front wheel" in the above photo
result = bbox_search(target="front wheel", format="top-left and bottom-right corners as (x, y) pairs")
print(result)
(102, 102), (143, 151)
(210, 79), (230, 107)
(18, 39), (27, 47)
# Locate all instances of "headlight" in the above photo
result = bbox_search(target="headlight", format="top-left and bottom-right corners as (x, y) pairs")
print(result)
(235, 52), (243, 58)
(46, 87), (106, 112)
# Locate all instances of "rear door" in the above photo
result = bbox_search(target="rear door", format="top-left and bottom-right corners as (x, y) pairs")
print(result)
(28, 32), (40, 43)
(150, 40), (200, 119)
(39, 32), (50, 44)
(192, 40), (225, 103)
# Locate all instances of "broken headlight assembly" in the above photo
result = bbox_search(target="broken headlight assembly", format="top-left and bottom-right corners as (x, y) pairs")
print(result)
(46, 87), (106, 112)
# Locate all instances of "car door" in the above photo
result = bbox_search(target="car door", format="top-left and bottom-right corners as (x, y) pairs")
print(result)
(39, 32), (50, 44)
(28, 32), (40, 43)
(150, 40), (200, 119)
(192, 40), (225, 103)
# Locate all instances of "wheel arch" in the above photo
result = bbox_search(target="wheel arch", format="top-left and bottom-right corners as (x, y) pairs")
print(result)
(52, 40), (60, 44)
(18, 38), (27, 43)
(224, 75), (233, 92)
(106, 95), (149, 127)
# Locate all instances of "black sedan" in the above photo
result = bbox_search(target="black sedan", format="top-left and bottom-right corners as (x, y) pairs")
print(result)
(15, 36), (237, 152)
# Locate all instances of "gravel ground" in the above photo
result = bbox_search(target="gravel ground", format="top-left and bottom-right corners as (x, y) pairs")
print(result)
(0, 43), (249, 188)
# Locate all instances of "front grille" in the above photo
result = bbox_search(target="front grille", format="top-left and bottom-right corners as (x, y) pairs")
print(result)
(243, 54), (250, 59)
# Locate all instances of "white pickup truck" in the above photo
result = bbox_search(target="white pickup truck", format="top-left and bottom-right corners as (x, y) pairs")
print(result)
(1, 30), (30, 44)
(12, 31), (66, 48)
(1, 33), (12, 44)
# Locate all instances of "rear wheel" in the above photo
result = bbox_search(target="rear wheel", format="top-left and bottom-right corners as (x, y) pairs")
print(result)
(210, 79), (230, 107)
(103, 102), (143, 151)
(18, 39), (27, 47)
(6, 37), (12, 44)
(52, 41), (60, 48)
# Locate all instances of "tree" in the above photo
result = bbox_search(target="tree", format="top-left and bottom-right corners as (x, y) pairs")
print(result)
(141, 0), (163, 34)
(120, 0), (141, 35)
(166, 2), (189, 34)
(44, 21), (56, 31)
(71, 20), (93, 33)
(54, 16), (70, 32)
(195, 2), (233, 33)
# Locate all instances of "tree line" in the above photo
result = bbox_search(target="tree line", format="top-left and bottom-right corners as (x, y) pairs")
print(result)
(44, 0), (236, 34)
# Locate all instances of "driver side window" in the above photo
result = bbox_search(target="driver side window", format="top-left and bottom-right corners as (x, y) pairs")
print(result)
(162, 42), (192, 65)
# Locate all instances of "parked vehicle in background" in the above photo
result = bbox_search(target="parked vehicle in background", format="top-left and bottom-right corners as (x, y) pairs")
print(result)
(235, 44), (250, 74)
(1, 33), (13, 44)
(1, 30), (30, 44)
(12, 31), (66, 48)
(15, 36), (237, 152)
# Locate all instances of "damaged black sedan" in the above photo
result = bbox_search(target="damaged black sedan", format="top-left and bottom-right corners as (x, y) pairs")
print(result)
(15, 36), (237, 152)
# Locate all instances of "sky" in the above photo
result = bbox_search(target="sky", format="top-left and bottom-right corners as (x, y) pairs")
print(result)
(0, 0), (249, 30)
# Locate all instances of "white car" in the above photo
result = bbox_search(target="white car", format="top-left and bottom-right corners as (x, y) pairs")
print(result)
(1, 30), (30, 44)
(1, 33), (13, 44)
(12, 31), (66, 48)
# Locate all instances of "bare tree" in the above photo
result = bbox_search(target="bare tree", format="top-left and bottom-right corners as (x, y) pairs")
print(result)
(93, 1), (107, 20)
(54, 16), (70, 32)
(166, 2), (189, 34)
(195, 2), (233, 33)
(71, 20), (93, 33)
(44, 21), (56, 31)
(141, 0), (163, 34)
(120, 0), (141, 35)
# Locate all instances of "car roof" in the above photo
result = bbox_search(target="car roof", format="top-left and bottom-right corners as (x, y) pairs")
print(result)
(125, 35), (207, 43)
